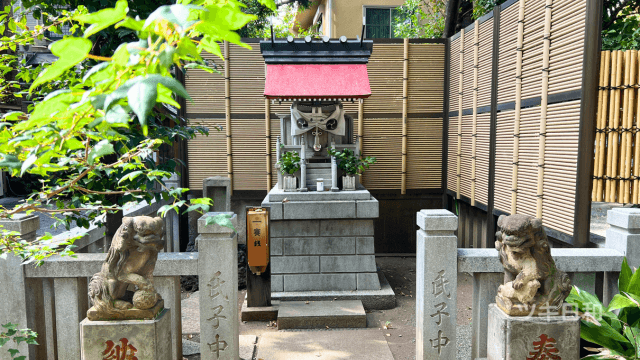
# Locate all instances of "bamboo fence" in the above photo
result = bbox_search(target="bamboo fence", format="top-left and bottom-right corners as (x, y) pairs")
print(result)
(447, 0), (588, 238)
(592, 50), (640, 204)
(184, 39), (446, 192)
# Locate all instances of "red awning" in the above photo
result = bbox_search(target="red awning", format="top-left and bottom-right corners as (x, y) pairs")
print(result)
(264, 64), (371, 100)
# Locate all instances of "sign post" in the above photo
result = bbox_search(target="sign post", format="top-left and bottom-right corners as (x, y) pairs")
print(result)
(246, 207), (271, 307)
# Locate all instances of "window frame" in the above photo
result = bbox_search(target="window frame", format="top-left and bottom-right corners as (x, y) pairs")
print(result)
(362, 5), (400, 39)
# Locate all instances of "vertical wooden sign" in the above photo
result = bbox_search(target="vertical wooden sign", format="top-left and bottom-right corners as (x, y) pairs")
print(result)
(246, 207), (271, 307)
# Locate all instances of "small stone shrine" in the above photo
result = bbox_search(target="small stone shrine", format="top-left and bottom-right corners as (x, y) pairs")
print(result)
(80, 216), (172, 360)
(259, 35), (394, 308)
(487, 214), (579, 360)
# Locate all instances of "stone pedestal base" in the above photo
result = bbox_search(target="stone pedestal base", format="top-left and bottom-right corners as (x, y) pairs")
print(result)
(80, 309), (172, 360)
(487, 303), (580, 360)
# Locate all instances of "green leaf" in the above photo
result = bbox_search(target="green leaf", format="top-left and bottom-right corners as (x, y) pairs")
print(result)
(0, 154), (21, 170)
(628, 263), (640, 298)
(257, 0), (277, 11)
(204, 213), (235, 232)
(620, 257), (633, 293)
(116, 17), (144, 31)
(608, 294), (638, 311)
(30, 37), (92, 92)
(159, 46), (176, 68)
(74, 0), (128, 38)
(7, 349), (18, 356)
(144, 5), (199, 31)
(87, 140), (115, 165)
(20, 153), (36, 176)
(118, 170), (143, 184)
(127, 80), (157, 135)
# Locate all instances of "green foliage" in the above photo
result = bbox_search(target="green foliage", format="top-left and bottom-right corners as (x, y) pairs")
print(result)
(0, 0), (276, 263)
(602, 3), (640, 51)
(394, 0), (446, 39)
(566, 258), (640, 358)
(262, 3), (322, 38)
(0, 323), (38, 360)
(471, 0), (507, 20)
(277, 150), (301, 175)
(327, 148), (376, 176)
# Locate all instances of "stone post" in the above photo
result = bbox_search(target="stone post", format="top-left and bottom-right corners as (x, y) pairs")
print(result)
(471, 272), (503, 359)
(197, 212), (238, 360)
(416, 209), (458, 360)
(203, 176), (231, 212)
(605, 208), (640, 303)
(330, 141), (338, 192)
(276, 136), (283, 189)
(300, 136), (308, 192)
(164, 173), (182, 252)
(0, 214), (43, 360)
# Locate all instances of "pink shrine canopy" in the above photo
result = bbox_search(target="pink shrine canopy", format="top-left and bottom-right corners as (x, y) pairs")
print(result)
(264, 63), (372, 100)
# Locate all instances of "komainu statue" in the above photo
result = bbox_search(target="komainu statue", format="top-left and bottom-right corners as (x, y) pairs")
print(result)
(495, 214), (571, 316)
(87, 216), (165, 321)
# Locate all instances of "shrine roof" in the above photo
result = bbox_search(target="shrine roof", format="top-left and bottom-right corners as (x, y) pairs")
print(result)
(264, 64), (371, 100)
(260, 37), (373, 64)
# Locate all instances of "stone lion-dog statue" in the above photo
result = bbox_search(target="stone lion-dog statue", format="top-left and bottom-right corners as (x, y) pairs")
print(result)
(495, 214), (571, 316)
(87, 216), (165, 321)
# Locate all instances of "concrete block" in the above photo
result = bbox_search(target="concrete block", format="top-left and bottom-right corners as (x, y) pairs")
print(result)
(357, 273), (381, 290)
(80, 309), (172, 360)
(284, 274), (356, 291)
(356, 237), (375, 254)
(457, 248), (624, 273)
(267, 187), (371, 202)
(606, 226), (640, 268)
(417, 209), (458, 231)
(55, 277), (89, 359)
(284, 237), (355, 255)
(271, 256), (319, 274)
(283, 201), (356, 220)
(607, 208), (640, 229)
(0, 214), (39, 241)
(240, 299), (279, 322)
(271, 220), (320, 237)
(198, 228), (238, 360)
(416, 225), (457, 360)
(320, 219), (374, 236)
(261, 201), (283, 221)
(356, 199), (379, 218)
(487, 304), (580, 360)
(270, 238), (283, 256)
(272, 270), (396, 310)
(471, 273), (503, 360)
(203, 176), (231, 212)
(198, 212), (237, 235)
(272, 275), (284, 292)
(277, 300), (366, 329)
(320, 255), (377, 273)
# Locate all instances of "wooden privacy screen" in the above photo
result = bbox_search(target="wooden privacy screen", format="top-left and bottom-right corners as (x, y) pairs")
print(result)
(184, 39), (446, 192)
(447, 0), (592, 243)
(592, 50), (640, 204)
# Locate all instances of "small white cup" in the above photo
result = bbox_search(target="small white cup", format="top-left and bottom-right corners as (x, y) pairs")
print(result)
(317, 179), (324, 192)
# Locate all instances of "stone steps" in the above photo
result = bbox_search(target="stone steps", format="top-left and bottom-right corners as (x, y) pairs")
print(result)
(277, 300), (367, 330)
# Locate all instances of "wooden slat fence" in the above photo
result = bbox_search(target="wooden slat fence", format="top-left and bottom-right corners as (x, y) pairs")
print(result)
(446, 0), (598, 246)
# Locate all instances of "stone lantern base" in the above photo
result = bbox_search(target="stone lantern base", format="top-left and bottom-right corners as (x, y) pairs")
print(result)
(80, 309), (172, 360)
(487, 303), (580, 360)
